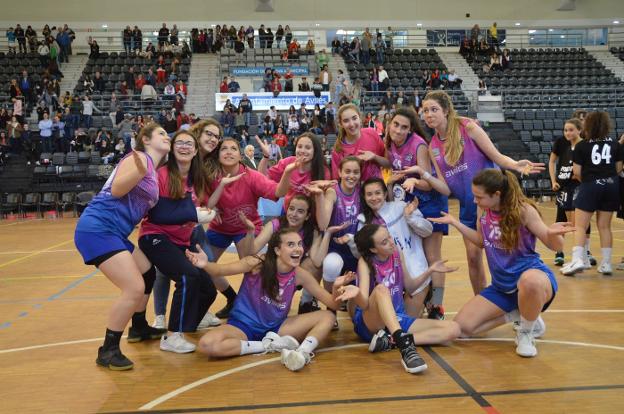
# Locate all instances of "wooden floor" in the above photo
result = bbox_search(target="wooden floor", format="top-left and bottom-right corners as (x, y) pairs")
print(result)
(1, 200), (623, 414)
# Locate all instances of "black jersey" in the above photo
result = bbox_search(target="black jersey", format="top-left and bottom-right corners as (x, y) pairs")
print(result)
(573, 138), (624, 182)
(552, 137), (575, 185)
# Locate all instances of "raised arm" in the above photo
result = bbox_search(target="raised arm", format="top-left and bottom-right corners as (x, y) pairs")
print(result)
(314, 186), (337, 231)
(111, 151), (147, 198)
(274, 159), (298, 197)
(309, 223), (349, 268)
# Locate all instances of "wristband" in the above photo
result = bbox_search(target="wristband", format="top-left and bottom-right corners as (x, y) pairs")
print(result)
(422, 171), (432, 180)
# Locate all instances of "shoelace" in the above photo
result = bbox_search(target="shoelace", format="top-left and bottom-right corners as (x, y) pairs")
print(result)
(401, 344), (423, 365)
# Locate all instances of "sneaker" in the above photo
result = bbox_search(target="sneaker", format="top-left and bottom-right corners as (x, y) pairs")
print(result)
(160, 332), (196, 353)
(339, 301), (348, 312)
(261, 332), (299, 353)
(427, 304), (445, 320)
(215, 301), (235, 319)
(554, 252), (564, 266)
(281, 349), (313, 371)
(368, 329), (395, 353)
(515, 330), (537, 357)
(587, 251), (597, 266)
(197, 312), (221, 329)
(127, 325), (166, 343)
(617, 260), (624, 271)
(96, 346), (134, 371)
(512, 315), (546, 338)
(396, 333), (428, 374)
(598, 262), (613, 276)
(297, 298), (321, 314)
(561, 258), (584, 276)
(583, 255), (592, 270)
(152, 314), (166, 330)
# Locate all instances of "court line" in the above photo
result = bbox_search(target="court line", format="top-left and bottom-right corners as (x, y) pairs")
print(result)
(0, 249), (75, 255)
(458, 337), (624, 352)
(0, 274), (102, 282)
(424, 346), (500, 414)
(0, 219), (44, 227)
(0, 239), (73, 269)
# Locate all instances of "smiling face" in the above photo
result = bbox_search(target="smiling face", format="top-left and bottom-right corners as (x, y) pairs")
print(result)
(339, 108), (362, 139)
(295, 136), (314, 163)
(472, 184), (500, 210)
(339, 160), (361, 191)
(172, 132), (197, 164)
(363, 181), (386, 212)
(422, 99), (447, 130)
(218, 139), (241, 168)
(275, 231), (304, 268)
(199, 124), (221, 154)
(371, 226), (395, 258)
(388, 114), (411, 145)
(286, 198), (311, 228)
(564, 122), (581, 143)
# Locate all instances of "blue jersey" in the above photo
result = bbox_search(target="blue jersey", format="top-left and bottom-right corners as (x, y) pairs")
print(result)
(228, 268), (297, 333)
(76, 152), (158, 238)
(480, 209), (555, 293)
(328, 183), (360, 251)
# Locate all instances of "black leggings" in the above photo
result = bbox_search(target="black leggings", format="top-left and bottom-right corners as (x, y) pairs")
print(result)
(139, 234), (217, 332)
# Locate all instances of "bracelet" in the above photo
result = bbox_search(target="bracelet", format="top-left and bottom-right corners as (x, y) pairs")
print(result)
(422, 171), (432, 180)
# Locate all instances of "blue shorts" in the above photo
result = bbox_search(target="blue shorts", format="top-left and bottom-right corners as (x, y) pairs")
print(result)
(353, 307), (416, 342)
(328, 242), (358, 273)
(206, 230), (248, 249)
(227, 317), (284, 341)
(459, 200), (478, 230)
(419, 196), (449, 235)
(574, 178), (620, 213)
(74, 231), (134, 266)
(480, 265), (558, 313)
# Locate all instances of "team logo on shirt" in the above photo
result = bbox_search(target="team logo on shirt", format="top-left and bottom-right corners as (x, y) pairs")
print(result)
(431, 148), (440, 158)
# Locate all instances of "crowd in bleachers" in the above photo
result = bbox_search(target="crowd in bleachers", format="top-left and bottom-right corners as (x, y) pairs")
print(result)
(190, 24), (297, 54)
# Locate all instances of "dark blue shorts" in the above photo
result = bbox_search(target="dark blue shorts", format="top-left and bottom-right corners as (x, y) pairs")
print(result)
(574, 178), (620, 213)
(328, 242), (358, 273)
(353, 307), (416, 342)
(206, 230), (248, 249)
(479, 265), (558, 313)
(555, 183), (579, 212)
(227, 317), (284, 341)
(74, 231), (134, 266)
(419, 197), (449, 235)
(459, 200), (478, 230)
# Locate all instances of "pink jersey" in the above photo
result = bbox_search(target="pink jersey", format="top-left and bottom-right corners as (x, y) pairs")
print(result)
(140, 167), (204, 246)
(209, 164), (279, 235)
(268, 156), (330, 208)
(331, 127), (385, 181)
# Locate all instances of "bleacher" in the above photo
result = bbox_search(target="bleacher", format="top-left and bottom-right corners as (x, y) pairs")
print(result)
(469, 48), (624, 109)
(0, 52), (45, 107)
(610, 46), (624, 63)
(219, 48), (318, 75)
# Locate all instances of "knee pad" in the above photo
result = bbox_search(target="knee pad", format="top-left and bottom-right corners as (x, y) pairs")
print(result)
(322, 253), (344, 283)
(142, 265), (156, 294)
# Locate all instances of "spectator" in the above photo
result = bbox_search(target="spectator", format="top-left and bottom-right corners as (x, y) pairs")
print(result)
(238, 93), (253, 125)
(245, 25), (254, 48)
(284, 25), (293, 45)
(170, 24), (179, 45)
(228, 76), (240, 92)
(385, 26), (394, 49)
(370, 67), (380, 93)
(15, 24), (26, 53)
(447, 70), (462, 88)
(471, 24), (480, 44)
(489, 22), (498, 50)
(145, 68), (157, 86)
(158, 23), (169, 47)
(38, 41), (50, 67)
(175, 80), (188, 100)
(269, 77), (282, 94)
(38, 112), (53, 152)
(489, 52), (502, 71)
(93, 71), (105, 93)
(81, 95), (100, 128)
(173, 95), (185, 113)
(331, 37), (341, 55)
(288, 39), (300, 59)
(134, 73), (146, 90)
(311, 77), (323, 97)
(378, 65), (389, 91)
(283, 68), (294, 91)
(6, 27), (17, 53)
(258, 24), (267, 48)
(261, 115), (275, 138)
(220, 107), (234, 136)
(266, 27), (274, 48)
(298, 77), (310, 92)
(242, 145), (257, 169)
(123, 26), (132, 54)
(360, 32), (371, 65)
(501, 48), (511, 70)
(83, 74), (95, 95)
(223, 98), (236, 113)
(163, 111), (178, 134)
(317, 49), (329, 69)
(430, 68), (441, 88)
(142, 42), (155, 59)
(273, 126), (288, 148)
(89, 39), (100, 58)
(275, 25), (284, 48)
(375, 36), (385, 64)
(234, 106), (247, 135)
(319, 64), (332, 92)
(459, 37), (472, 58)
(478, 78), (488, 95)
(163, 81), (175, 98)
(348, 37), (360, 62)
(132, 26), (142, 51)
(286, 114), (300, 136)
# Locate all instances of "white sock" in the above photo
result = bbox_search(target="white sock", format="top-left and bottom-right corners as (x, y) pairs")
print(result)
(504, 309), (520, 323)
(520, 316), (536, 333)
(601, 247), (612, 265)
(298, 336), (318, 354)
(572, 245), (584, 262)
(240, 340), (265, 355)
(584, 238), (591, 252)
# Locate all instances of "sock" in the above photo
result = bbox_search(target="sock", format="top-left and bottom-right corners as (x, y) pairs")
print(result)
(300, 288), (314, 304)
(601, 247), (612, 264)
(555, 251), (563, 257)
(131, 311), (148, 329)
(584, 238), (591, 251)
(392, 329), (409, 348)
(102, 328), (123, 351)
(430, 287), (445, 306)
(520, 316), (536, 333)
(298, 336), (319, 354)
(239, 340), (265, 355)
(572, 245), (584, 262)
(504, 309), (520, 323)
(223, 286), (237, 303)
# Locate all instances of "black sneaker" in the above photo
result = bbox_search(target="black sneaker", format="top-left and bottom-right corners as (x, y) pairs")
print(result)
(368, 329), (395, 353)
(96, 346), (134, 371)
(396, 334), (428, 374)
(339, 301), (348, 312)
(297, 298), (321, 314)
(587, 251), (597, 266)
(554, 251), (564, 267)
(427, 304), (445, 320)
(215, 301), (235, 319)
(127, 325), (167, 343)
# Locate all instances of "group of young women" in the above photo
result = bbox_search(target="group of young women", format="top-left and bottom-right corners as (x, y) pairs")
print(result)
(74, 90), (622, 375)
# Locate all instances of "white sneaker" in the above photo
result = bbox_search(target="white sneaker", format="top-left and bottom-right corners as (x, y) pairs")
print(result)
(582, 256), (592, 270)
(598, 262), (613, 276)
(197, 312), (221, 329)
(617, 261), (624, 271)
(160, 332), (196, 353)
(261, 332), (299, 353)
(281, 349), (313, 371)
(152, 314), (166, 330)
(515, 330), (537, 357)
(512, 315), (546, 338)
(561, 258), (585, 276)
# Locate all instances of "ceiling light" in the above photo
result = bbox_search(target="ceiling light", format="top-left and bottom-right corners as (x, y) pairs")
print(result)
(515, 22), (521, 26)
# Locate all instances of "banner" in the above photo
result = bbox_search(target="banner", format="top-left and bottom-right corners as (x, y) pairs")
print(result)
(215, 92), (331, 112)
(230, 66), (309, 76)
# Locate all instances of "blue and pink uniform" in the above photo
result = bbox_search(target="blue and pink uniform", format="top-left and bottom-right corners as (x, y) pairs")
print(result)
(479, 209), (557, 312)
(388, 133), (449, 233)
(75, 152), (158, 265)
(353, 250), (416, 342)
(430, 119), (496, 229)
(227, 268), (298, 340)
(270, 219), (308, 254)
(328, 183), (361, 272)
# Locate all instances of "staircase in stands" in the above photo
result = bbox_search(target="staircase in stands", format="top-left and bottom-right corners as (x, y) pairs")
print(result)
(589, 50), (624, 82)
(438, 52), (480, 104)
(327, 54), (350, 102)
(185, 54), (221, 119)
